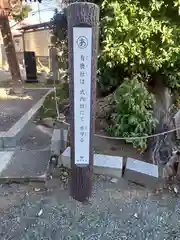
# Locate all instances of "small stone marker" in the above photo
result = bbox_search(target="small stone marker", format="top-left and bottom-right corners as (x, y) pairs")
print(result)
(94, 153), (123, 178)
(61, 146), (71, 168)
(48, 43), (59, 84)
(61, 147), (123, 178)
(67, 2), (100, 202)
(51, 129), (68, 156)
(124, 158), (159, 187)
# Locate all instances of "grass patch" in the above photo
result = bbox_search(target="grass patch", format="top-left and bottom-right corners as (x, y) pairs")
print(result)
(23, 83), (52, 88)
(0, 82), (53, 89)
(0, 88), (32, 100)
(38, 83), (69, 119)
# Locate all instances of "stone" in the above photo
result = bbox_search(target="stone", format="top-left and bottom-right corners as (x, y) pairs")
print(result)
(37, 209), (43, 217)
(34, 188), (40, 192)
(0, 150), (50, 180)
(51, 129), (68, 157)
(63, 171), (68, 176)
(124, 157), (159, 187)
(110, 177), (119, 183)
(173, 186), (178, 194)
(61, 146), (71, 168)
(39, 117), (55, 128)
(93, 153), (123, 178)
(61, 147), (123, 178)
(0, 151), (14, 173)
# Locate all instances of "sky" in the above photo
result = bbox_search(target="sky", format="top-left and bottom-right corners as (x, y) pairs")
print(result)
(10, 0), (62, 27)
(27, 0), (61, 24)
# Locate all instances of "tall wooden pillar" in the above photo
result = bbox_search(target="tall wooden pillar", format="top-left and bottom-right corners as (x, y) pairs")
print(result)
(67, 2), (99, 202)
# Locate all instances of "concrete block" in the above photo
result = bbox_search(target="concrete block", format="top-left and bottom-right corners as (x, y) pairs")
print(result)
(124, 157), (159, 187)
(61, 147), (123, 178)
(2, 137), (17, 148)
(51, 129), (68, 156)
(0, 138), (4, 148)
(94, 153), (123, 178)
(61, 146), (71, 168)
(0, 151), (14, 173)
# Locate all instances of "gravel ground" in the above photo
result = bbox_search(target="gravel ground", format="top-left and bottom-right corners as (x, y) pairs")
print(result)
(0, 118), (178, 239)
(0, 177), (179, 240)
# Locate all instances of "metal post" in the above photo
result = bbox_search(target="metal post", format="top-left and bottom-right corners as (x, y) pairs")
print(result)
(67, 2), (99, 202)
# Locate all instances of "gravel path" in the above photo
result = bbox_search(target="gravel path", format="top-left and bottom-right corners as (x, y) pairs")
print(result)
(0, 177), (179, 240)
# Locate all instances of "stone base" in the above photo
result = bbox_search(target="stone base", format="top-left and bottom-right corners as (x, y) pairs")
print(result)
(51, 128), (68, 156)
(124, 157), (159, 187)
(0, 149), (51, 183)
(60, 147), (123, 178)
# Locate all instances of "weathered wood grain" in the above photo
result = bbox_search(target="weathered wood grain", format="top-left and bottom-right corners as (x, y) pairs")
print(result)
(67, 2), (99, 202)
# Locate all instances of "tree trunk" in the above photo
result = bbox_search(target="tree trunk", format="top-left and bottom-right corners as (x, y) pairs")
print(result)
(148, 77), (177, 166)
(0, 15), (23, 93)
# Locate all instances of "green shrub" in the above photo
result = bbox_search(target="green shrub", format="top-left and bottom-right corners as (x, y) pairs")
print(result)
(38, 83), (69, 119)
(51, 9), (68, 75)
(107, 75), (158, 152)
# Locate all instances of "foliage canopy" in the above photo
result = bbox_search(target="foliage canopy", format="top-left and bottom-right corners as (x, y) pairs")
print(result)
(51, 9), (68, 75)
(51, 0), (180, 151)
(98, 0), (180, 92)
(12, 4), (32, 21)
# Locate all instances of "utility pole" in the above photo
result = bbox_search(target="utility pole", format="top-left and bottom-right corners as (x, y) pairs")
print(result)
(37, 2), (41, 23)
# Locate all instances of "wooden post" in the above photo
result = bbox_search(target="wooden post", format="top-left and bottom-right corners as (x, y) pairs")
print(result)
(49, 46), (59, 83)
(67, 2), (99, 202)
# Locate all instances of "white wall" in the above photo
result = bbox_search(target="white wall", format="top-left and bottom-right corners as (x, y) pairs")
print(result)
(0, 28), (52, 68)
(13, 35), (24, 52)
(23, 29), (51, 56)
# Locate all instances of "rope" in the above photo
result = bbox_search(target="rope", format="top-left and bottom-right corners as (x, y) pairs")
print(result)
(52, 84), (180, 141)
(50, 46), (60, 119)
(53, 86), (60, 119)
(56, 119), (180, 140)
